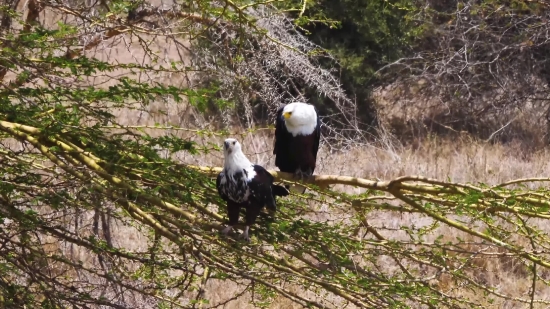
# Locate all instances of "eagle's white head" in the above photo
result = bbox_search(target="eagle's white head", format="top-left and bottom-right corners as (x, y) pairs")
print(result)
(222, 138), (252, 173)
(223, 138), (242, 156)
(281, 102), (317, 136)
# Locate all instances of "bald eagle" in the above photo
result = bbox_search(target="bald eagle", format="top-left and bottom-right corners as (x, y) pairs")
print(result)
(273, 102), (321, 193)
(217, 138), (289, 242)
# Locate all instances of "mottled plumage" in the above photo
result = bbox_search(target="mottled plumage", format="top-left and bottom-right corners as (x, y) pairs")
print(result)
(273, 102), (321, 193)
(217, 138), (289, 241)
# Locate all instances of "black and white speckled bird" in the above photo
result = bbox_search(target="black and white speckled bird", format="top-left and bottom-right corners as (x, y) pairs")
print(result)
(216, 138), (289, 241)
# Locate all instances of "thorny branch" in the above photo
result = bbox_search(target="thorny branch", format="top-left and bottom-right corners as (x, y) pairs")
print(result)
(376, 2), (550, 146)
(2, 0), (363, 149)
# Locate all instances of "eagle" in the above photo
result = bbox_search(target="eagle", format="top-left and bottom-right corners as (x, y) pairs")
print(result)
(216, 138), (289, 242)
(273, 102), (321, 193)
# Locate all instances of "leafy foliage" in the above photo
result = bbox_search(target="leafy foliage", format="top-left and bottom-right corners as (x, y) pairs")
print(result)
(283, 0), (423, 129)
(294, 0), (420, 82)
(3, 0), (550, 308)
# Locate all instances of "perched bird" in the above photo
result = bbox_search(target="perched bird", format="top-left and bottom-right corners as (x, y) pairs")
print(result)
(216, 138), (289, 241)
(273, 102), (321, 193)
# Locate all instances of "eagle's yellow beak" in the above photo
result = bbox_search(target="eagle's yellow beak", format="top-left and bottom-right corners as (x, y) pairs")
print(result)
(283, 112), (291, 119)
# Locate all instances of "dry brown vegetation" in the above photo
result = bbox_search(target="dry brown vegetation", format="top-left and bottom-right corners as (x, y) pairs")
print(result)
(4, 0), (550, 308)
(371, 1), (550, 151)
(128, 99), (550, 308)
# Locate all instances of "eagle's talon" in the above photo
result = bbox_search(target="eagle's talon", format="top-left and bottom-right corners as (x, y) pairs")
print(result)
(221, 225), (233, 236)
(239, 234), (251, 242)
(294, 169), (312, 182)
(239, 226), (251, 242)
(292, 171), (303, 182)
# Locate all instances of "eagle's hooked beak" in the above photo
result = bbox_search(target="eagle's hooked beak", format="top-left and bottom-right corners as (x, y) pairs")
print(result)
(223, 141), (233, 154)
(283, 112), (291, 120)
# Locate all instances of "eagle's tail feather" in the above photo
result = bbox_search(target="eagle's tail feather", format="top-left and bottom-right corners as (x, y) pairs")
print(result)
(265, 184), (290, 212)
(272, 184), (290, 197)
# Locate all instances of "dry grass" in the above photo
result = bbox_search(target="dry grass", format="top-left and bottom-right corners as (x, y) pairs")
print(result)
(141, 111), (550, 308)
(92, 83), (550, 307)
(7, 2), (550, 307)
(7, 88), (550, 307)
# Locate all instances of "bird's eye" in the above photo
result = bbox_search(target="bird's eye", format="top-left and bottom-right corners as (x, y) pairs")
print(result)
(232, 141), (236, 145)
(288, 112), (292, 115)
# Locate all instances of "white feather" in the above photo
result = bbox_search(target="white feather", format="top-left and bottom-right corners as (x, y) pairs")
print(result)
(282, 102), (317, 136)
(223, 138), (256, 180)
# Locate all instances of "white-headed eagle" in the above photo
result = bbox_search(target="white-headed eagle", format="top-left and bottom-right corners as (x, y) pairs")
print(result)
(216, 138), (289, 242)
(273, 102), (321, 193)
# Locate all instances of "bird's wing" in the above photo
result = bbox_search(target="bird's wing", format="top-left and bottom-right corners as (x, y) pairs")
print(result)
(273, 105), (288, 155)
(249, 165), (277, 210)
(216, 172), (229, 201)
(312, 106), (321, 159)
